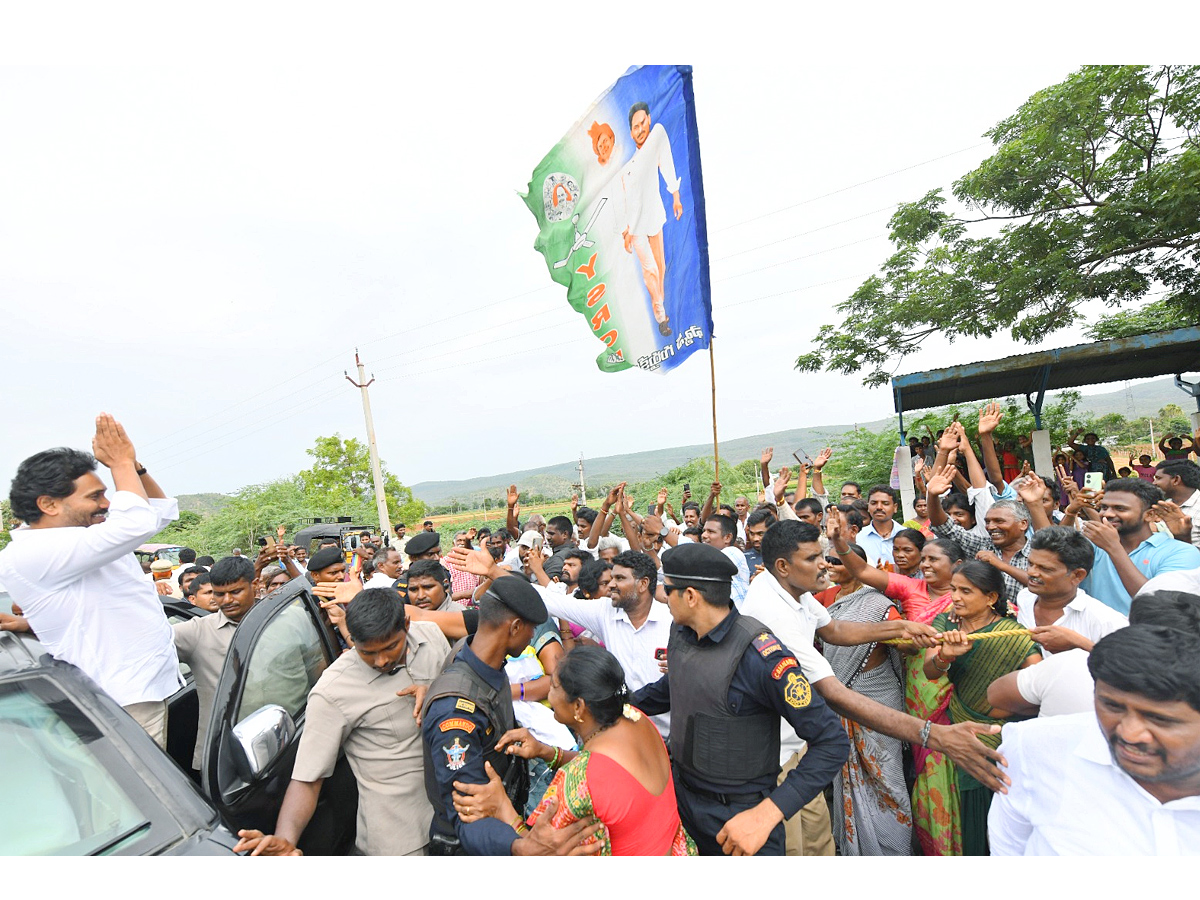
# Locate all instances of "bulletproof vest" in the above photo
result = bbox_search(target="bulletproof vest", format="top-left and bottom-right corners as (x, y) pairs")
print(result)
(421, 639), (529, 841)
(667, 612), (782, 786)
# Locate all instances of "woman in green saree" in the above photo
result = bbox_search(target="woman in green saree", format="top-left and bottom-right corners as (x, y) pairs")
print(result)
(918, 560), (1042, 855)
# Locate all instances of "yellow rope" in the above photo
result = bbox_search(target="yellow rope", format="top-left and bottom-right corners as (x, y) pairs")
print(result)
(882, 627), (1035, 646)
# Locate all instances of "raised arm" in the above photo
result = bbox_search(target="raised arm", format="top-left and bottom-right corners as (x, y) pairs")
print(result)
(506, 484), (520, 540)
(924, 460), (958, 528)
(826, 508), (891, 594)
(811, 448), (831, 502)
(976, 402), (1006, 490)
(759, 447), (773, 489)
(700, 482), (720, 524)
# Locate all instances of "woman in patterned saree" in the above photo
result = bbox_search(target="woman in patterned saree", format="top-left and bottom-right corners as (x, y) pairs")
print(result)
(453, 645), (696, 856)
(827, 510), (966, 854)
(821, 542), (913, 856)
(919, 560), (1041, 855)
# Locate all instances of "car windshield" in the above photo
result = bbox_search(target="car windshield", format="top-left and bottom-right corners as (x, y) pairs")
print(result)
(0, 679), (154, 855)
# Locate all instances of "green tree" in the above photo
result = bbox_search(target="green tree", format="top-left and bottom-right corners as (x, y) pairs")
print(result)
(298, 433), (425, 527)
(798, 65), (1200, 386)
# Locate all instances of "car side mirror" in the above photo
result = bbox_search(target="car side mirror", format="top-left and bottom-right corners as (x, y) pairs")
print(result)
(231, 704), (296, 779)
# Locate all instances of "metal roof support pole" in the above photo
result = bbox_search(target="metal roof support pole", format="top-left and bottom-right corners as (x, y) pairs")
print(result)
(892, 384), (917, 520)
(1027, 364), (1054, 476)
(1174, 375), (1200, 433)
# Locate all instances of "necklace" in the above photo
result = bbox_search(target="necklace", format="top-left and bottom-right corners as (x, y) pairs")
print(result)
(580, 720), (617, 747)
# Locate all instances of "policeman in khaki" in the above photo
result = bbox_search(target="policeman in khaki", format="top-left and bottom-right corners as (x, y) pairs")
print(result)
(233, 588), (450, 856)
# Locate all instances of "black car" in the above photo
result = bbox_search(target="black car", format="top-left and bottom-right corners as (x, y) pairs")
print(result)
(0, 578), (357, 855)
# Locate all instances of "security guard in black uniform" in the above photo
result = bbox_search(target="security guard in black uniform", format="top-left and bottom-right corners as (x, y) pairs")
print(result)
(631, 542), (849, 856)
(420, 575), (600, 856)
(395, 531), (443, 603)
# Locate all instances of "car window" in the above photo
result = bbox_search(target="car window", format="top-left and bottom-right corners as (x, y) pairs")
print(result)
(0, 680), (154, 855)
(235, 598), (328, 724)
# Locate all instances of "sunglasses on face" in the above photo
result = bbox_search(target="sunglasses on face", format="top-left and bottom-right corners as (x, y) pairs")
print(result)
(824, 557), (842, 565)
(663, 582), (686, 595)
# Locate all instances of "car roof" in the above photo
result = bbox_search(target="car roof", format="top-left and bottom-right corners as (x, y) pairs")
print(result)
(0, 630), (45, 677)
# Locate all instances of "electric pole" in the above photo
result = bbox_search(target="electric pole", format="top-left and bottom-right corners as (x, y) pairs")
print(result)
(576, 452), (587, 506)
(345, 351), (393, 543)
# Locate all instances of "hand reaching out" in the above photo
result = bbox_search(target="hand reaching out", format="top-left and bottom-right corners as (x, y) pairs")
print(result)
(925, 462), (958, 497)
(507, 484), (519, 508)
(977, 401), (1003, 436)
(813, 447), (832, 470)
(760, 447), (774, 466)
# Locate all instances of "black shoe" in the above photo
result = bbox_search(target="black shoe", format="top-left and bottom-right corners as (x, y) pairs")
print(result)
(659, 319), (672, 336)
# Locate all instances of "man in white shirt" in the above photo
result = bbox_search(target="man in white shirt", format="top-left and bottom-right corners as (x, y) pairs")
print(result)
(1015, 526), (1128, 653)
(701, 514), (750, 605)
(1152, 460), (1200, 546)
(987, 649), (1096, 719)
(364, 547), (403, 590)
(741, 518), (1018, 853)
(0, 415), (182, 747)
(989, 623), (1200, 855)
(857, 485), (903, 567)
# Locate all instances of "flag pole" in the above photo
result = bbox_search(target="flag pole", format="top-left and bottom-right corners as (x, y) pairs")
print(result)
(709, 337), (720, 494)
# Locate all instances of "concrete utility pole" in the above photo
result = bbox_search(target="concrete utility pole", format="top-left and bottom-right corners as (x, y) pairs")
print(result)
(345, 351), (393, 544)
(576, 453), (587, 506)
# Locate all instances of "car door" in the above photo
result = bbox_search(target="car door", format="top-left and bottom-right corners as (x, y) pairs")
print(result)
(161, 600), (207, 777)
(201, 577), (357, 855)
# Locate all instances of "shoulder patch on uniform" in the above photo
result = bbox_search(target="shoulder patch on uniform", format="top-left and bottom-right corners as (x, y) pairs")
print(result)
(784, 671), (811, 708)
(752, 631), (783, 658)
(455, 698), (476, 713)
(439, 717), (476, 733)
(771, 657), (799, 680)
(443, 737), (468, 770)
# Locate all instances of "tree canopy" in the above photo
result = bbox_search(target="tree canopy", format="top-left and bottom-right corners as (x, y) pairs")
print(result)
(797, 65), (1200, 387)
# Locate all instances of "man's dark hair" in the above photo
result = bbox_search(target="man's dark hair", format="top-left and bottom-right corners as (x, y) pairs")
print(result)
(746, 507), (777, 529)
(1039, 475), (1059, 502)
(345, 588), (407, 644)
(407, 558), (449, 587)
(683, 526), (704, 538)
(563, 548), (592, 566)
(761, 520), (821, 571)
(681, 501), (701, 515)
(196, 555), (215, 567)
(318, 538), (340, 548)
(1101, 477), (1164, 512)
(941, 492), (974, 520)
(361, 558), (376, 580)
(576, 506), (599, 526)
(794, 498), (823, 518)
(834, 503), (866, 530)
(184, 572), (212, 597)
(1089, 625), (1200, 713)
(178, 548), (197, 565)
(1029, 526), (1094, 574)
(423, 520), (434, 526)
(628, 100), (649, 127)
(576, 559), (613, 597)
(867, 484), (896, 503)
(1131, 591), (1200, 636)
(557, 645), (629, 728)
(177, 564), (205, 586)
(841, 481), (861, 494)
(1155, 460), (1200, 490)
(548, 515), (573, 534)
(718, 504), (737, 520)
(360, 530), (372, 539)
(8, 448), (97, 523)
(611, 550), (657, 597)
(707, 514), (736, 542)
(210, 556), (256, 587)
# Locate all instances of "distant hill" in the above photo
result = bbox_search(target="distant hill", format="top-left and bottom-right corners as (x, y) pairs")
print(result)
(177, 492), (233, 515)
(410, 377), (1191, 505)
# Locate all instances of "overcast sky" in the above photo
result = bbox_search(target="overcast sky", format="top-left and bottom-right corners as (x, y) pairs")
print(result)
(1, 4), (1189, 498)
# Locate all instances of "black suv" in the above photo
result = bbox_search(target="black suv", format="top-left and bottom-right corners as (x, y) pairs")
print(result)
(0, 579), (356, 855)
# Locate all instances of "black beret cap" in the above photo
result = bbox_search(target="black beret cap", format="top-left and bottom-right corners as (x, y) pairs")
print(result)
(485, 574), (548, 625)
(308, 546), (345, 572)
(405, 532), (441, 556)
(662, 541), (738, 583)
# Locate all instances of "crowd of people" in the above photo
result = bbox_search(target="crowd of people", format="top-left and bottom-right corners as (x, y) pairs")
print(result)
(2, 410), (1199, 857)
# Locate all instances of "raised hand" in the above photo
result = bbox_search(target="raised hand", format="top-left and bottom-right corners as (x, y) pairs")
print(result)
(656, 487), (668, 509)
(938, 427), (960, 453)
(446, 546), (497, 577)
(925, 462), (958, 497)
(772, 466), (791, 503)
(760, 447), (774, 466)
(977, 401), (1003, 435)
(507, 484), (519, 508)
(813, 447), (832, 470)
(825, 507), (846, 545)
(92, 413), (138, 469)
(912, 456), (926, 478)
(709, 482), (722, 497)
(604, 483), (621, 507)
(1013, 473), (1044, 508)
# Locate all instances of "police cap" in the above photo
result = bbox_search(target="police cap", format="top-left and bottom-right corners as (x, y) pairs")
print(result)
(405, 531), (441, 557)
(662, 541), (738, 583)
(308, 546), (345, 572)
(485, 574), (548, 624)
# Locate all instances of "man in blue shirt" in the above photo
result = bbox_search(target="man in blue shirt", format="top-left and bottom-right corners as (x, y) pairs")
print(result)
(857, 485), (903, 567)
(1079, 478), (1200, 615)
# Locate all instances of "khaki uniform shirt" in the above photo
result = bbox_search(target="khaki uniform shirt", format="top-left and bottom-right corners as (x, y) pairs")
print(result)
(292, 621), (451, 855)
(173, 611), (238, 769)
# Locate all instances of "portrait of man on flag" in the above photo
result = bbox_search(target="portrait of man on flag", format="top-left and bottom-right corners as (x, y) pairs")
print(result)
(522, 65), (712, 374)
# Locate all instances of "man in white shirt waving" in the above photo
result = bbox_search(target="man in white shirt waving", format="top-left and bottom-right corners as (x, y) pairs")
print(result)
(0, 414), (182, 747)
